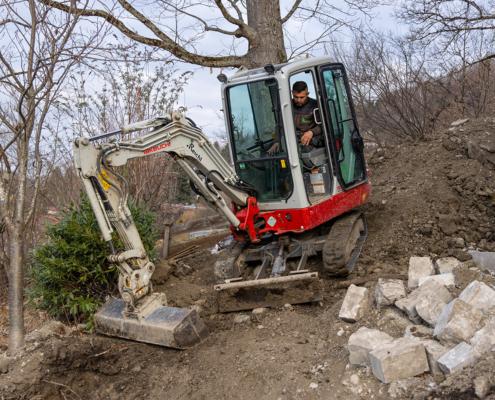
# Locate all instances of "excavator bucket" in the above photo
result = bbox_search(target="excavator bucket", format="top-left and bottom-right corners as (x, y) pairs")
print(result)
(214, 271), (322, 312)
(94, 293), (209, 349)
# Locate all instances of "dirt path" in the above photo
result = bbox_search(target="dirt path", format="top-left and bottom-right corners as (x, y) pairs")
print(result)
(2, 121), (495, 399)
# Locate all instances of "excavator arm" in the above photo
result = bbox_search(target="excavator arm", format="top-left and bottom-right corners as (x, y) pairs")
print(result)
(73, 112), (250, 310)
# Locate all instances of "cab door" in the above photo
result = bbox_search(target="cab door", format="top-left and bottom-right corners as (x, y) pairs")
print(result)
(318, 64), (366, 188)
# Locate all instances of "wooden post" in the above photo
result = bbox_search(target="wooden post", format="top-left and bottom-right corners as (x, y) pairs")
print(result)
(161, 224), (171, 259)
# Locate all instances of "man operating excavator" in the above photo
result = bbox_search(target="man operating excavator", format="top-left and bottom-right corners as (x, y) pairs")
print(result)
(268, 80), (324, 155)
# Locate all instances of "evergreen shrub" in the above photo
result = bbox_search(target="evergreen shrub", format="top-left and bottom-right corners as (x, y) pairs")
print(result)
(30, 196), (158, 323)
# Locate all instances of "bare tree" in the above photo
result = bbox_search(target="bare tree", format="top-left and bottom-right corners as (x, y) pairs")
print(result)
(332, 32), (452, 143)
(0, 0), (102, 354)
(400, 0), (495, 64)
(40, 0), (377, 68)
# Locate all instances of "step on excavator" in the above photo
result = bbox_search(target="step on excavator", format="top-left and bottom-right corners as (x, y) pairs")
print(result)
(73, 57), (371, 348)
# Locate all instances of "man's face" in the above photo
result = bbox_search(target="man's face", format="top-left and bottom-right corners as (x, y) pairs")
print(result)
(292, 89), (309, 107)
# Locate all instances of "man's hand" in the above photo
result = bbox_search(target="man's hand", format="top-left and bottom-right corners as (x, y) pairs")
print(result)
(301, 130), (313, 146)
(267, 142), (279, 155)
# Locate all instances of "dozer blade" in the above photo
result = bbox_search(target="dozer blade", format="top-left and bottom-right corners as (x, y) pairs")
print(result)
(94, 293), (209, 349)
(214, 271), (322, 312)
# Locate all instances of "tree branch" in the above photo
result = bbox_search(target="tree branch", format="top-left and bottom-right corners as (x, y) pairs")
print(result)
(39, 0), (248, 67)
(281, 0), (302, 24)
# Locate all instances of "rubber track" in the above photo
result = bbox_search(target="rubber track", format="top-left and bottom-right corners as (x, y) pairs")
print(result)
(322, 211), (366, 277)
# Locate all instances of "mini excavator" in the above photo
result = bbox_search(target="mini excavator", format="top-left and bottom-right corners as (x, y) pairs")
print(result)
(73, 57), (371, 348)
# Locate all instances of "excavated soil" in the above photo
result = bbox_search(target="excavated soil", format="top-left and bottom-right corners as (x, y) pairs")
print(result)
(2, 118), (495, 399)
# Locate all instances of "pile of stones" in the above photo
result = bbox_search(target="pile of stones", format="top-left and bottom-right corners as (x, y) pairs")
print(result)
(339, 256), (495, 385)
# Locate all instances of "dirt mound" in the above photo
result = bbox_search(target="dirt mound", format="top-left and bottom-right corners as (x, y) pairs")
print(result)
(2, 118), (495, 399)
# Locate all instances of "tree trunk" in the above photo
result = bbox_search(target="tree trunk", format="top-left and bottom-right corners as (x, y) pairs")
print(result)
(8, 226), (25, 353)
(246, 0), (287, 68)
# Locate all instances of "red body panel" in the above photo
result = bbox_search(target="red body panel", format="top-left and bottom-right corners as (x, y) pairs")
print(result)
(234, 181), (371, 242)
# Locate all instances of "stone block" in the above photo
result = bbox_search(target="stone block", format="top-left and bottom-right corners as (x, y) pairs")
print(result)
(416, 293), (449, 327)
(347, 327), (394, 366)
(408, 256), (435, 289)
(375, 279), (406, 307)
(339, 284), (369, 322)
(395, 280), (452, 323)
(470, 316), (495, 355)
(369, 337), (430, 383)
(437, 342), (478, 374)
(458, 280), (495, 313)
(420, 339), (449, 375)
(433, 299), (483, 344)
(418, 273), (455, 289)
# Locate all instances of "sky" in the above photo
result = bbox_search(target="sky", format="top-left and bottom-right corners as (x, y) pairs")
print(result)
(176, 2), (402, 142)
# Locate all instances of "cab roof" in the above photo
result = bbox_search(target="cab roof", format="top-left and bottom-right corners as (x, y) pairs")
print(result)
(225, 56), (334, 85)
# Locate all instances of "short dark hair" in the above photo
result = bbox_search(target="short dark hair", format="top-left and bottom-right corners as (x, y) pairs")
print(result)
(292, 81), (308, 92)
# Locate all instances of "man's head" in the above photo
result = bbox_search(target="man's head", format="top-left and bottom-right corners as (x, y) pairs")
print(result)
(292, 81), (309, 107)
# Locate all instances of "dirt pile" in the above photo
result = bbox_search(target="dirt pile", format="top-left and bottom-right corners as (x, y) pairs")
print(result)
(2, 118), (495, 399)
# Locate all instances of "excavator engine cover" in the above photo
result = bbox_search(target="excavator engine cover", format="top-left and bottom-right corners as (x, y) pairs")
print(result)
(94, 293), (209, 349)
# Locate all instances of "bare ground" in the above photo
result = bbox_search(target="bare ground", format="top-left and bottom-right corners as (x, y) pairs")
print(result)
(2, 118), (495, 400)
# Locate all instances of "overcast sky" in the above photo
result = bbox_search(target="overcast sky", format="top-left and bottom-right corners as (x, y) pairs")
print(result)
(177, 3), (402, 142)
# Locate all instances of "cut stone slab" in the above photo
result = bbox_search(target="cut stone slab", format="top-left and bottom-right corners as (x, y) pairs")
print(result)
(395, 280), (452, 323)
(433, 299), (484, 345)
(375, 279), (406, 307)
(347, 327), (394, 366)
(437, 342), (478, 374)
(458, 280), (495, 313)
(420, 339), (449, 375)
(416, 293), (450, 327)
(468, 251), (495, 275)
(369, 337), (430, 383)
(339, 284), (369, 322)
(470, 316), (495, 355)
(408, 257), (435, 289)
(418, 273), (455, 289)
(435, 257), (461, 274)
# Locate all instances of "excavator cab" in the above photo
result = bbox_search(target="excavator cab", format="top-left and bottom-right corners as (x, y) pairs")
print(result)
(224, 59), (367, 211)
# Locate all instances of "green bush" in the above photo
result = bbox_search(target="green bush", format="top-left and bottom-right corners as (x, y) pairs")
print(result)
(29, 196), (158, 323)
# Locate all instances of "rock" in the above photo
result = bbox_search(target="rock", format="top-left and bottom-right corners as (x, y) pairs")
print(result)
(0, 355), (10, 374)
(416, 293), (449, 327)
(408, 257), (435, 289)
(417, 273), (455, 289)
(437, 342), (478, 374)
(451, 118), (469, 127)
(347, 327), (394, 366)
(448, 237), (465, 248)
(436, 257), (461, 274)
(474, 375), (490, 399)
(468, 251), (495, 275)
(252, 307), (268, 315)
(438, 215), (458, 236)
(433, 299), (484, 344)
(470, 316), (495, 355)
(420, 339), (449, 375)
(378, 309), (411, 331)
(375, 279), (406, 307)
(283, 303), (294, 310)
(233, 314), (250, 324)
(404, 324), (433, 339)
(369, 337), (429, 383)
(339, 284), (369, 322)
(395, 280), (452, 323)
(26, 320), (68, 342)
(458, 280), (495, 313)
(309, 382), (318, 389)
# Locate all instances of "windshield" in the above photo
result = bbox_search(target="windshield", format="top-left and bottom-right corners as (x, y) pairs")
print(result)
(227, 79), (292, 202)
(228, 78), (287, 160)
